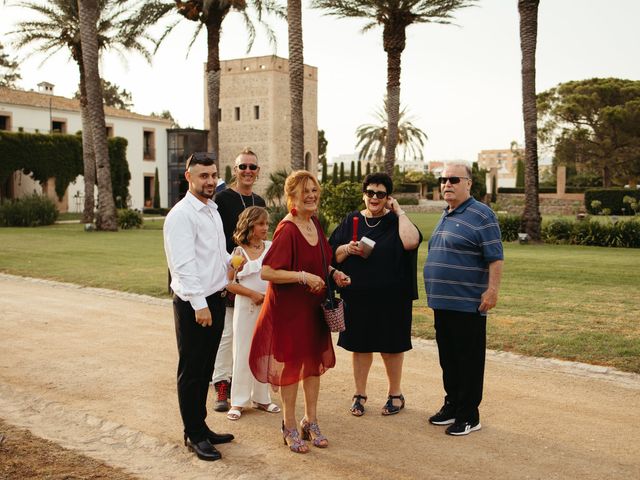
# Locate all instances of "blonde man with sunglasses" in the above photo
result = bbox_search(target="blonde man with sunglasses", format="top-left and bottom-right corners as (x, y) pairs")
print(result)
(211, 148), (266, 412)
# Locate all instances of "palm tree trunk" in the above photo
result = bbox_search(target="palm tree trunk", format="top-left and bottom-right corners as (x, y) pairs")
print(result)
(78, 0), (117, 231)
(288, 0), (304, 170)
(78, 67), (96, 224)
(205, 9), (227, 163)
(518, 0), (541, 240)
(382, 22), (405, 176)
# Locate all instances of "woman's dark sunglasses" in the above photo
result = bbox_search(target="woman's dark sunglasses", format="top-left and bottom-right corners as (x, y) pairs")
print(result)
(237, 163), (258, 171)
(364, 189), (388, 199)
(438, 176), (470, 185)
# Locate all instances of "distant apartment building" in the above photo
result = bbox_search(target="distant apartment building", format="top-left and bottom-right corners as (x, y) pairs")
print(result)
(477, 148), (522, 189)
(204, 56), (318, 196)
(0, 84), (171, 211)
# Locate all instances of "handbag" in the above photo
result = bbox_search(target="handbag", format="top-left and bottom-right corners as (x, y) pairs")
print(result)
(319, 234), (346, 333)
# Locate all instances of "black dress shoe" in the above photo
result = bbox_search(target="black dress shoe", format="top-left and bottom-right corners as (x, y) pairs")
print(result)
(206, 429), (235, 445)
(184, 437), (222, 461)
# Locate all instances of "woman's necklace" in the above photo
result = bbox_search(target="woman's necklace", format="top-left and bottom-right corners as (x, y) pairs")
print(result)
(235, 189), (255, 209)
(363, 210), (383, 228)
(296, 218), (314, 234)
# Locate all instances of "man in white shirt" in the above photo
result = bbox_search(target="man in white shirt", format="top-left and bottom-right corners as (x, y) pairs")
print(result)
(163, 152), (234, 461)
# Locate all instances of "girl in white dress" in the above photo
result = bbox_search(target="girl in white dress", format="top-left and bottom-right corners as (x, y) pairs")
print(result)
(226, 206), (280, 420)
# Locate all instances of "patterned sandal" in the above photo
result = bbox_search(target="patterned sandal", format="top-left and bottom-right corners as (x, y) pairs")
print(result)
(350, 394), (367, 417)
(300, 419), (328, 448)
(281, 421), (309, 454)
(381, 394), (405, 416)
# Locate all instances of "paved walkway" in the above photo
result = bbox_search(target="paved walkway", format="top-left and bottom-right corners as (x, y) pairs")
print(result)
(0, 273), (638, 479)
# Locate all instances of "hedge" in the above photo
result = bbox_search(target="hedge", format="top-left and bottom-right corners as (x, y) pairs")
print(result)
(0, 131), (130, 204)
(497, 187), (557, 194)
(584, 188), (640, 215)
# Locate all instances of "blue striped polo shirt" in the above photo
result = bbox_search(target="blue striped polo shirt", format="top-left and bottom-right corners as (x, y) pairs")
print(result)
(424, 197), (503, 314)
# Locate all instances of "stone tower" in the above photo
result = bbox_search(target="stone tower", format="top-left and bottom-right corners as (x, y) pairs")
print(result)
(204, 55), (318, 196)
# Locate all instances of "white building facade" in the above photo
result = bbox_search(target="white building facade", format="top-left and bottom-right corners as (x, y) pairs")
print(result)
(0, 85), (171, 211)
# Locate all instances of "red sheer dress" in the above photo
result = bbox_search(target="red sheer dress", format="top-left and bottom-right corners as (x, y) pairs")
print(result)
(249, 217), (336, 386)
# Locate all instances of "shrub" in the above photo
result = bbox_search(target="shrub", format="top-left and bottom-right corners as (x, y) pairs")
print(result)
(397, 197), (419, 205)
(497, 214), (520, 242)
(117, 208), (143, 229)
(584, 188), (640, 215)
(320, 181), (363, 224)
(0, 194), (59, 227)
(542, 219), (573, 243)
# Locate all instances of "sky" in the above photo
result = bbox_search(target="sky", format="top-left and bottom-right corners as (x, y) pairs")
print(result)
(1, 0), (639, 164)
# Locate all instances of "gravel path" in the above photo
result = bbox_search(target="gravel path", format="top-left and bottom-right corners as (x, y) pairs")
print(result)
(0, 273), (638, 480)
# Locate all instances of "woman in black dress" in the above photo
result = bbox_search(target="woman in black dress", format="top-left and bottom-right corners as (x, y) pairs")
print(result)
(329, 173), (421, 417)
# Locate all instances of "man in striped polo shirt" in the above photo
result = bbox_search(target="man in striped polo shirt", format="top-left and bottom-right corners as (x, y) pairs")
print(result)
(424, 163), (504, 436)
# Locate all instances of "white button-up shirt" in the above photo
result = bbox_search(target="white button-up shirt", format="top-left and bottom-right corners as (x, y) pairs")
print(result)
(163, 191), (230, 310)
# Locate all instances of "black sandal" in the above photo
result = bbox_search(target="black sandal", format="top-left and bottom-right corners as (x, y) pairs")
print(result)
(350, 394), (367, 417)
(381, 394), (405, 416)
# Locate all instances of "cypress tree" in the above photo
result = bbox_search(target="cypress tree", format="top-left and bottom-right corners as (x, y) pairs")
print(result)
(321, 158), (328, 183)
(356, 161), (362, 182)
(153, 167), (160, 208)
(349, 161), (355, 182)
(366, 162), (371, 176)
(225, 165), (233, 184)
(339, 162), (345, 182)
(332, 163), (339, 185)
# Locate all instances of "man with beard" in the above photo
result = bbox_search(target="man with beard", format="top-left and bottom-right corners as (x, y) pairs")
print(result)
(210, 148), (266, 412)
(424, 162), (504, 436)
(163, 152), (234, 460)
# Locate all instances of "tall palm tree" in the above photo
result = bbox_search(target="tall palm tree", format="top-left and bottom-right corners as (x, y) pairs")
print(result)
(10, 0), (153, 223)
(138, 0), (284, 163)
(518, 0), (541, 240)
(355, 98), (428, 169)
(312, 0), (473, 175)
(288, 0), (304, 170)
(78, 0), (117, 230)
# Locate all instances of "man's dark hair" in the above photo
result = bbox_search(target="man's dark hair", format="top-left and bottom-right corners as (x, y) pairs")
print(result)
(362, 172), (393, 195)
(186, 152), (215, 170)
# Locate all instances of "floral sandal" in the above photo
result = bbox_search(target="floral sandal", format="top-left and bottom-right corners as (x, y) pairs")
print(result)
(300, 418), (328, 448)
(281, 421), (309, 454)
(381, 394), (405, 416)
(350, 394), (368, 417)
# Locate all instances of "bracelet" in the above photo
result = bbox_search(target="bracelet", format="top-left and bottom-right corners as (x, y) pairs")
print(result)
(299, 270), (307, 285)
(330, 268), (338, 280)
(397, 211), (406, 217)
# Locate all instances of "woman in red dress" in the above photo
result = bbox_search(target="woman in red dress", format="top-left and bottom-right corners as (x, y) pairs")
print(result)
(249, 171), (351, 454)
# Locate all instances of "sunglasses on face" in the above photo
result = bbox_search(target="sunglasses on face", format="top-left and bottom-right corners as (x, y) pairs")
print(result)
(438, 176), (470, 185)
(237, 163), (258, 171)
(364, 189), (388, 199)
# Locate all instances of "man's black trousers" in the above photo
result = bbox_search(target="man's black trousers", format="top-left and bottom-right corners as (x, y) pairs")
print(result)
(173, 291), (225, 442)
(434, 309), (486, 424)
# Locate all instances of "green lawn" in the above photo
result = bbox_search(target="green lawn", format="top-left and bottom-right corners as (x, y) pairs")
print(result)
(1, 213), (639, 373)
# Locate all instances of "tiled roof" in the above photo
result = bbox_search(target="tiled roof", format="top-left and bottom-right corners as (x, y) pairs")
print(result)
(0, 86), (171, 123)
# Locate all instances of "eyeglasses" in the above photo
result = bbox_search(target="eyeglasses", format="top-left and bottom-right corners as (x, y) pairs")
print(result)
(237, 163), (258, 171)
(438, 176), (470, 185)
(364, 189), (388, 199)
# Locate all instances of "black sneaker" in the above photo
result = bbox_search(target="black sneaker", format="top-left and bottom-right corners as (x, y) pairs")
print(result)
(428, 404), (456, 425)
(213, 380), (230, 412)
(445, 420), (481, 436)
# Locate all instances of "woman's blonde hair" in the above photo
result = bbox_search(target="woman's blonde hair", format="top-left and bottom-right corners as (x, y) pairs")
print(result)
(285, 171), (321, 212)
(233, 206), (269, 246)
